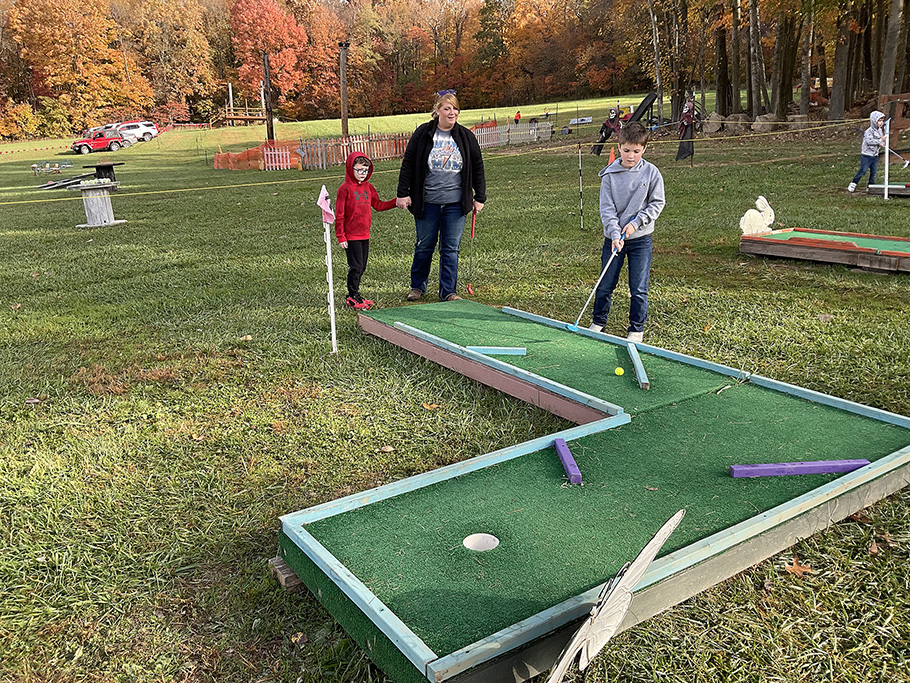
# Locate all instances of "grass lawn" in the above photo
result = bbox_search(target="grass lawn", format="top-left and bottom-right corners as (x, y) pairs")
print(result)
(1, 100), (909, 683)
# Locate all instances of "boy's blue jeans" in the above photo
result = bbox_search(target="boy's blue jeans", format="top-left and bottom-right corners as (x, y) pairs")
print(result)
(592, 234), (652, 333)
(852, 154), (879, 186)
(411, 202), (466, 300)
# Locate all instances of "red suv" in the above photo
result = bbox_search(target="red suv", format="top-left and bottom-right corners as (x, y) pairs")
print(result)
(71, 130), (126, 154)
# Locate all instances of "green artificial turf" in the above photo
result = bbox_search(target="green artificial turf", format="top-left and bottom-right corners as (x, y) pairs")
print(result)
(301, 302), (910, 657)
(364, 300), (732, 414)
(758, 229), (910, 254)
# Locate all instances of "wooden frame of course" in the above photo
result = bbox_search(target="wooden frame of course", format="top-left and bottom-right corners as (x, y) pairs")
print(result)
(739, 227), (910, 273)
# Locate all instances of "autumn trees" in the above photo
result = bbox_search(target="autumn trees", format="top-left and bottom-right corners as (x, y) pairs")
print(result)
(0, 0), (908, 139)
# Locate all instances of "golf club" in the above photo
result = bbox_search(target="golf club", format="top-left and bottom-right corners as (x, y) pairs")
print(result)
(888, 148), (910, 168)
(566, 234), (625, 332)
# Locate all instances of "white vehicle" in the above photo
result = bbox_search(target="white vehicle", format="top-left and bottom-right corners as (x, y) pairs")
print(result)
(116, 120), (159, 142)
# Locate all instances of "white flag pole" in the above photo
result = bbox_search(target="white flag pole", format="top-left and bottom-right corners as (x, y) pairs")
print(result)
(324, 220), (338, 353)
(884, 118), (890, 201)
(316, 185), (338, 354)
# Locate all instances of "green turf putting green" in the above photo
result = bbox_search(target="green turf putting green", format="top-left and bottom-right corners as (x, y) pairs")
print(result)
(279, 301), (910, 683)
(754, 228), (910, 254)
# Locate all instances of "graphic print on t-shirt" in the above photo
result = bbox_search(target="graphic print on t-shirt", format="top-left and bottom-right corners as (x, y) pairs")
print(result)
(428, 130), (463, 173)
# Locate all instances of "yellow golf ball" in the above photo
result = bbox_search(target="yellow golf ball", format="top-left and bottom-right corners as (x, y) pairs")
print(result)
(615, 367), (624, 376)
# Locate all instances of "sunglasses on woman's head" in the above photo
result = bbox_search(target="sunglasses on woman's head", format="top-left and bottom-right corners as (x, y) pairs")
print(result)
(437, 89), (456, 96)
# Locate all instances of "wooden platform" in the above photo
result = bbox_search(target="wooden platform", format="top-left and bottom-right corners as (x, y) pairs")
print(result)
(740, 227), (910, 273)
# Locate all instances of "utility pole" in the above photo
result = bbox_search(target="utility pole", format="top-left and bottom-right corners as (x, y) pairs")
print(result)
(261, 51), (275, 142)
(339, 42), (350, 138)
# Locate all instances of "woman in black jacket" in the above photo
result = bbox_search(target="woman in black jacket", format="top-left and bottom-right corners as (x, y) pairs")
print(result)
(396, 91), (486, 301)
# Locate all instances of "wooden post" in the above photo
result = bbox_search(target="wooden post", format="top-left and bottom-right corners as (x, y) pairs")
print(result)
(262, 51), (275, 143)
(339, 42), (351, 138)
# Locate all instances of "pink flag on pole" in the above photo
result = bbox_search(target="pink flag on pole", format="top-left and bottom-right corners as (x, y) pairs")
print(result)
(316, 185), (335, 224)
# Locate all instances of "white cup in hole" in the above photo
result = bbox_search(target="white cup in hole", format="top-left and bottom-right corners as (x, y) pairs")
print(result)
(463, 533), (500, 551)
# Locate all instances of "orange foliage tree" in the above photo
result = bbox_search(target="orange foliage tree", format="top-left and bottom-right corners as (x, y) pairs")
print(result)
(7, 0), (153, 129)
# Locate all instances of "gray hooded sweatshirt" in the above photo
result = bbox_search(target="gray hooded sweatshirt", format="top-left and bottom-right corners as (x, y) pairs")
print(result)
(861, 111), (885, 157)
(598, 158), (666, 241)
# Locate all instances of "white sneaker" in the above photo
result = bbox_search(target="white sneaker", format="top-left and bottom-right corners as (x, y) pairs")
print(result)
(588, 323), (604, 333)
(627, 331), (644, 343)
(847, 182), (856, 192)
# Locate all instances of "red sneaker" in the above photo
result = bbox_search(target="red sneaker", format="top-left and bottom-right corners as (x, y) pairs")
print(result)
(345, 296), (368, 310)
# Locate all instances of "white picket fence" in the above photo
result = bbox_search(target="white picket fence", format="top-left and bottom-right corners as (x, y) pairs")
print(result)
(263, 146), (292, 170)
(255, 124), (553, 172)
(472, 122), (553, 149)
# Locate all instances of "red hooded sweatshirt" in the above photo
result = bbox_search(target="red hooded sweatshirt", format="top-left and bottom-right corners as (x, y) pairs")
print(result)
(335, 151), (396, 243)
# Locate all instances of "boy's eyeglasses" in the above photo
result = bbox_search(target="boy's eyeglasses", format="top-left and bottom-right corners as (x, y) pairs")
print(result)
(353, 167), (369, 174)
(437, 89), (456, 96)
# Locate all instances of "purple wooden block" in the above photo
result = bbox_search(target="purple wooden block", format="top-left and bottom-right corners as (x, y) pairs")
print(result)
(553, 438), (582, 484)
(730, 459), (870, 478)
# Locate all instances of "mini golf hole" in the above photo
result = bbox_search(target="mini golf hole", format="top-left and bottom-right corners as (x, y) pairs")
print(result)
(463, 533), (499, 551)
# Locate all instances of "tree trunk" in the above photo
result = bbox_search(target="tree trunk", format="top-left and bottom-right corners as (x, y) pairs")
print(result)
(745, 21), (754, 114)
(770, 11), (786, 117)
(800, 4), (813, 115)
(716, 2), (730, 115)
(828, 2), (852, 120)
(817, 35), (830, 99)
(730, 0), (742, 112)
(781, 15), (802, 116)
(879, 0), (904, 98)
(757, 8), (772, 112)
(749, 0), (765, 116)
(896, 4), (909, 92)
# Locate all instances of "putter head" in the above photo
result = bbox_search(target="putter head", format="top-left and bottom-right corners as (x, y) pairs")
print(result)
(566, 324), (579, 332)
(903, 160), (909, 169)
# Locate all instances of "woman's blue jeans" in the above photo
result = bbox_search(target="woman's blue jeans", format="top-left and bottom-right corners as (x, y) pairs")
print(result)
(591, 234), (652, 333)
(410, 202), (466, 300)
(852, 154), (879, 186)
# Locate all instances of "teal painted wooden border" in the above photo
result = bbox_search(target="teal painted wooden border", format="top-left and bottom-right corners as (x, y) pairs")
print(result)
(426, 442), (910, 679)
(281, 413), (630, 527)
(626, 342), (650, 390)
(282, 524), (438, 674)
(747, 374), (910, 428)
(465, 345), (528, 356)
(392, 322), (624, 416)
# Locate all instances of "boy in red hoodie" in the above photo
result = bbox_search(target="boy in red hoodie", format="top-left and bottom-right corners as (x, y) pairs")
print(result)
(336, 152), (397, 309)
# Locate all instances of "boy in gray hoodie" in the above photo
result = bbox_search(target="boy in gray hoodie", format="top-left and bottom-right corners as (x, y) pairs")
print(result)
(848, 111), (886, 192)
(589, 122), (665, 343)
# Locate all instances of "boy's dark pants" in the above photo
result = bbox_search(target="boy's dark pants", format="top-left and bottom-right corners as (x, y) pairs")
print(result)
(345, 239), (369, 297)
(592, 234), (653, 333)
(852, 154), (879, 186)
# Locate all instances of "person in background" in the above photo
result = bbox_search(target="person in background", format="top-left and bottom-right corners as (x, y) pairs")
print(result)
(396, 91), (486, 302)
(848, 110), (886, 192)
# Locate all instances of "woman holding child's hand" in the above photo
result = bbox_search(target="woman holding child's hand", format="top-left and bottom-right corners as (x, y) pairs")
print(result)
(396, 90), (486, 302)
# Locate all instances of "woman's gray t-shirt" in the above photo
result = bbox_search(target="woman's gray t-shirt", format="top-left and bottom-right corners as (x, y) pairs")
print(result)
(424, 128), (463, 205)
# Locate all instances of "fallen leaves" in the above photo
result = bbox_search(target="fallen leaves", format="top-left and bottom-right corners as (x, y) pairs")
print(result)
(849, 511), (873, 524)
(784, 555), (813, 578)
(378, 445), (394, 453)
(422, 403), (440, 410)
